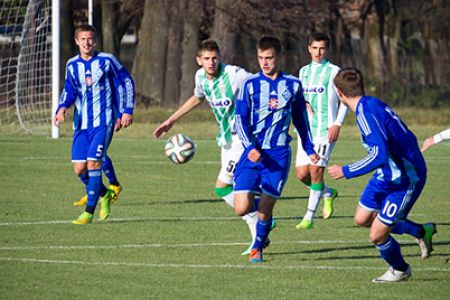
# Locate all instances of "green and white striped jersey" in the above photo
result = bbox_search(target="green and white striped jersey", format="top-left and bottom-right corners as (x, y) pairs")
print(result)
(299, 59), (347, 138)
(194, 63), (251, 147)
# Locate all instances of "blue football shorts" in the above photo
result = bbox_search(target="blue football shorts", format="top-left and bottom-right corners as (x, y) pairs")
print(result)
(358, 176), (426, 226)
(71, 126), (113, 162)
(234, 146), (291, 198)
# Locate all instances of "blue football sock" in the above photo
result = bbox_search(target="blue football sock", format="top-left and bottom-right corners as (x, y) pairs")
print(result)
(375, 235), (408, 272)
(78, 172), (89, 188)
(86, 168), (107, 208)
(391, 220), (422, 238)
(102, 156), (119, 186)
(253, 217), (272, 251)
(251, 197), (260, 213)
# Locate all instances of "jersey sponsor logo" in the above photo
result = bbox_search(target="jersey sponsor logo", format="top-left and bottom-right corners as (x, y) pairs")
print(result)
(304, 85), (325, 94)
(210, 98), (232, 108)
(268, 98), (279, 110)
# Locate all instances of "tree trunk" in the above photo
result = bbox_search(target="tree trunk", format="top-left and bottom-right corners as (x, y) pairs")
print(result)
(163, 1), (183, 107)
(179, 0), (203, 104)
(132, 0), (169, 106)
(211, 0), (238, 64)
(101, 0), (121, 56)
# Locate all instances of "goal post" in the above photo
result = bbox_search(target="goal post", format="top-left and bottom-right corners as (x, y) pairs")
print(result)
(0, 0), (59, 137)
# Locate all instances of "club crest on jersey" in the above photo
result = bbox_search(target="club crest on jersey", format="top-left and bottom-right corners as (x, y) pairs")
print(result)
(85, 76), (94, 86)
(268, 98), (279, 110)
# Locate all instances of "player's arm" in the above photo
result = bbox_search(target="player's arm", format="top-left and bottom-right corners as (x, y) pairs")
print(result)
(421, 128), (450, 152)
(292, 87), (319, 163)
(53, 64), (77, 126)
(152, 95), (203, 138)
(235, 82), (261, 162)
(341, 113), (388, 179)
(328, 69), (348, 143)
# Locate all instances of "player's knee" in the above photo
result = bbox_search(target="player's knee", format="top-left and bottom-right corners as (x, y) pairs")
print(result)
(369, 231), (387, 245)
(295, 167), (309, 183)
(234, 205), (250, 217)
(73, 164), (87, 176)
(354, 215), (371, 227)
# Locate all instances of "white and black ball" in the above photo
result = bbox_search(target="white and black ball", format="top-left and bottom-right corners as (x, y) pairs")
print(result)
(164, 133), (196, 164)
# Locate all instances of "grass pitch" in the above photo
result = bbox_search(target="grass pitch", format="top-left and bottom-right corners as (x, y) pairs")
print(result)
(0, 123), (449, 299)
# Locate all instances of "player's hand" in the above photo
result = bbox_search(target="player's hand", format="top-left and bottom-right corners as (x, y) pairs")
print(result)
(121, 113), (133, 128)
(328, 124), (341, 143)
(328, 164), (344, 179)
(248, 148), (262, 163)
(152, 119), (173, 138)
(306, 101), (315, 114)
(421, 137), (435, 152)
(53, 107), (67, 127)
(309, 153), (320, 164)
(114, 118), (122, 132)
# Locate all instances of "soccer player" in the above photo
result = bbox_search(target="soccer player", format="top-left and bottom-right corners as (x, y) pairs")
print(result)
(421, 128), (450, 152)
(295, 33), (348, 229)
(234, 36), (319, 263)
(152, 39), (261, 255)
(328, 68), (437, 282)
(53, 24), (135, 224)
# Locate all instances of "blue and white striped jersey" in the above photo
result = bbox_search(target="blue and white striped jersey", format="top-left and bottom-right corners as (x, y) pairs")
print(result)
(235, 71), (315, 154)
(343, 96), (426, 186)
(57, 51), (135, 130)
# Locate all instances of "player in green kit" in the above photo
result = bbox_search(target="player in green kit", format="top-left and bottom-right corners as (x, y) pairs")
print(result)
(153, 40), (267, 255)
(295, 33), (348, 229)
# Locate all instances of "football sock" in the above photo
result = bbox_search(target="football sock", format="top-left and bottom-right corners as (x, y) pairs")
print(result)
(241, 211), (257, 242)
(214, 186), (234, 208)
(253, 217), (273, 251)
(375, 235), (409, 272)
(78, 172), (89, 187)
(391, 219), (423, 238)
(303, 182), (324, 222)
(86, 168), (107, 207)
(103, 156), (119, 186)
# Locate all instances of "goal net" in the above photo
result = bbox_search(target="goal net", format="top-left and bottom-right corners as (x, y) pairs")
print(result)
(0, 0), (54, 135)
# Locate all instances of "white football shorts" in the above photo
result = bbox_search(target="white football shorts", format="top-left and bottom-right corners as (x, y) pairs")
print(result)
(218, 133), (244, 185)
(296, 135), (335, 167)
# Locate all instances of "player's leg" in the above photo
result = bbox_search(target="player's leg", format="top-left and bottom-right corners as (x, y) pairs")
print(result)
(71, 130), (90, 206)
(297, 165), (324, 229)
(102, 155), (122, 203)
(370, 218), (411, 283)
(390, 179), (436, 259)
(248, 147), (290, 263)
(217, 136), (260, 255)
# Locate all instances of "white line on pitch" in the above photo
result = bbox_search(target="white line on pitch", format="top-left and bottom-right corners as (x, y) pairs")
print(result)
(0, 240), (371, 251)
(0, 257), (449, 272)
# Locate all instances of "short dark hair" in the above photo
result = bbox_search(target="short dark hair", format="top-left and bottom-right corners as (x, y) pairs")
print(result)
(309, 32), (330, 48)
(334, 68), (365, 97)
(75, 24), (96, 38)
(257, 36), (282, 55)
(197, 39), (221, 56)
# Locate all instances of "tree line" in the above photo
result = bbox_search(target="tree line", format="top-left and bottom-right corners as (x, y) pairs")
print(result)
(61, 0), (450, 108)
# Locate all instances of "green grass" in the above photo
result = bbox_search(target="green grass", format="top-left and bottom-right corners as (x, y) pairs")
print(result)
(0, 124), (449, 299)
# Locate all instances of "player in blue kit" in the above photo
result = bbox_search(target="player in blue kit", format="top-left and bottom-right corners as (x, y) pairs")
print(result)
(234, 36), (319, 263)
(53, 24), (135, 224)
(328, 68), (437, 282)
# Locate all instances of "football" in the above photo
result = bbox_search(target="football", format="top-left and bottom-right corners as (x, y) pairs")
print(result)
(164, 133), (196, 164)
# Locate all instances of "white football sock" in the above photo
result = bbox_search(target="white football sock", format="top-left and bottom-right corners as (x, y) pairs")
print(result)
(222, 193), (234, 208)
(303, 189), (323, 222)
(241, 211), (257, 241)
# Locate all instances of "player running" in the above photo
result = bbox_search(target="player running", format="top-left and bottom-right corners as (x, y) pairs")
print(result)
(153, 40), (266, 255)
(234, 36), (319, 263)
(54, 24), (135, 224)
(295, 33), (348, 229)
(328, 68), (436, 282)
